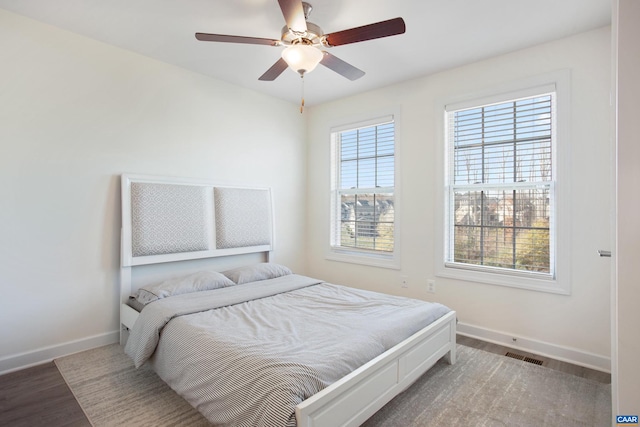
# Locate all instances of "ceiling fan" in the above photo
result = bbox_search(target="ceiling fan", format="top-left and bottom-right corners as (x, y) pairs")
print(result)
(195, 0), (406, 82)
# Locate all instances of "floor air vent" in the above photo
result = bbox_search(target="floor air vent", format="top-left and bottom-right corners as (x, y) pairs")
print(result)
(505, 352), (544, 366)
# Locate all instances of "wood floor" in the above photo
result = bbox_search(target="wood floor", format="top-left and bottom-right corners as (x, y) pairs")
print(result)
(0, 362), (90, 427)
(0, 336), (610, 427)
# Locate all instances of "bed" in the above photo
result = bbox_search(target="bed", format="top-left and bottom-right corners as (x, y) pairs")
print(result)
(119, 173), (456, 427)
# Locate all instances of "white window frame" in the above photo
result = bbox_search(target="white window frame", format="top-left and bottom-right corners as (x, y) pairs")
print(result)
(327, 112), (401, 270)
(436, 71), (571, 294)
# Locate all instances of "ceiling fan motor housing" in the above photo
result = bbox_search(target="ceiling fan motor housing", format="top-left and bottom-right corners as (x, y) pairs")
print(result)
(281, 22), (324, 46)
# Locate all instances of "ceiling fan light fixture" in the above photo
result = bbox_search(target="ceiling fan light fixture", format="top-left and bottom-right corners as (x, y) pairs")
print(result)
(281, 44), (323, 76)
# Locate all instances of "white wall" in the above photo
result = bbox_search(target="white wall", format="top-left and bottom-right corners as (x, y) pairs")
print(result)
(613, 0), (640, 414)
(306, 27), (612, 370)
(0, 9), (307, 372)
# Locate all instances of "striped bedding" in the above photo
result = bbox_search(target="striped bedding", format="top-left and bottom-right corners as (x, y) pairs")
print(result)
(125, 274), (451, 427)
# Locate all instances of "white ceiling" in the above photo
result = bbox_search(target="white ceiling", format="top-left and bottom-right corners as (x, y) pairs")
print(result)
(0, 0), (611, 107)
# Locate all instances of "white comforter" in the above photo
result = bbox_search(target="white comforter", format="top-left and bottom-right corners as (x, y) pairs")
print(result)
(125, 274), (451, 427)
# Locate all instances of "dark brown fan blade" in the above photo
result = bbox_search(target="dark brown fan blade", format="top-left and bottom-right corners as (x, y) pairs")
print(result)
(324, 17), (406, 47)
(320, 52), (365, 81)
(195, 33), (279, 46)
(277, 0), (307, 33)
(259, 58), (289, 81)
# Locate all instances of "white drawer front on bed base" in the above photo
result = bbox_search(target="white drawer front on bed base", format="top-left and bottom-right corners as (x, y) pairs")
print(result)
(121, 303), (139, 330)
(295, 311), (456, 427)
(120, 303), (140, 345)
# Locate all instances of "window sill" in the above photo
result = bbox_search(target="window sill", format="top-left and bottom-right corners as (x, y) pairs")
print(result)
(326, 249), (400, 270)
(436, 263), (569, 295)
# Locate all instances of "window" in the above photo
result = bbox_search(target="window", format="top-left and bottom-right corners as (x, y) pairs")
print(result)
(444, 87), (558, 284)
(329, 115), (398, 267)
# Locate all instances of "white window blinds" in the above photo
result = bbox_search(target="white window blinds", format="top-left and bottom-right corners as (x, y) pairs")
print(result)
(445, 92), (555, 277)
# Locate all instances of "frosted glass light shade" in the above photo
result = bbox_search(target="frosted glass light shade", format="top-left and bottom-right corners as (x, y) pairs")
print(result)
(281, 45), (323, 75)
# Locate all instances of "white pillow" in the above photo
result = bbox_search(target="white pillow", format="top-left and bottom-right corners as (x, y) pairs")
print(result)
(134, 270), (235, 305)
(222, 263), (292, 285)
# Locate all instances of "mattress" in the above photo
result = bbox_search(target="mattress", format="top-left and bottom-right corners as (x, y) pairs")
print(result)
(125, 274), (451, 427)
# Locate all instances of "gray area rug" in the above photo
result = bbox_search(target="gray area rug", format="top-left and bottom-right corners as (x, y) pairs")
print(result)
(55, 344), (209, 426)
(55, 343), (610, 427)
(363, 346), (611, 427)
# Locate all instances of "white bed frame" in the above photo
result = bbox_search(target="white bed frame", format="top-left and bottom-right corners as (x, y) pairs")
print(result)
(119, 173), (456, 427)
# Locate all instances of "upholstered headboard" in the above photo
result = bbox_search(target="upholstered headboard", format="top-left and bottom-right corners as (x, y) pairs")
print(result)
(121, 174), (274, 267)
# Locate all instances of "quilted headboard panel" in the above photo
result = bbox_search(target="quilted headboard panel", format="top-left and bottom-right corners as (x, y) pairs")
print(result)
(214, 187), (272, 249)
(131, 182), (212, 257)
(121, 174), (273, 266)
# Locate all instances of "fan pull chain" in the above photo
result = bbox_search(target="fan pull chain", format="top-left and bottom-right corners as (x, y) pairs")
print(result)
(300, 74), (305, 114)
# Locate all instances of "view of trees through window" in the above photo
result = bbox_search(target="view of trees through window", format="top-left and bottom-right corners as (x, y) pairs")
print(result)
(449, 94), (553, 273)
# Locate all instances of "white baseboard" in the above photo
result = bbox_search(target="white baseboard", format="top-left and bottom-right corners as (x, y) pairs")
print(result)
(457, 322), (611, 373)
(0, 331), (119, 375)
